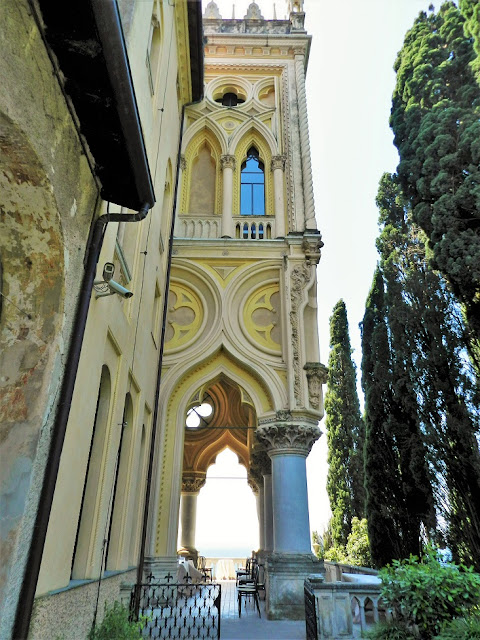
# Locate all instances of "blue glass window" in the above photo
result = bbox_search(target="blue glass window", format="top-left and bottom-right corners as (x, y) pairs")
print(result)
(240, 147), (265, 215)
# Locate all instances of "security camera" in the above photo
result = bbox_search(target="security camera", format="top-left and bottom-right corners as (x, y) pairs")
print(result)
(103, 262), (115, 281)
(107, 279), (134, 299)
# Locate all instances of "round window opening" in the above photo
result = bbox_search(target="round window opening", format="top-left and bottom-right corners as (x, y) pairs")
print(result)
(186, 402), (214, 429)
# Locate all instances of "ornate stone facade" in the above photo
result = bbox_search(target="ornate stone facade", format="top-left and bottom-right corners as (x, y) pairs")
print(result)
(304, 362), (328, 410)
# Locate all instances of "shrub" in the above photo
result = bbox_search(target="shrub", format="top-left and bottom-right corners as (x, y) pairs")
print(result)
(87, 601), (143, 640)
(365, 620), (416, 640)
(434, 609), (480, 639)
(345, 517), (372, 568)
(379, 549), (480, 638)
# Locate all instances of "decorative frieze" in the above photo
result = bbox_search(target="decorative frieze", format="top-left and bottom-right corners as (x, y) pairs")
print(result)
(304, 362), (328, 410)
(257, 422), (320, 456)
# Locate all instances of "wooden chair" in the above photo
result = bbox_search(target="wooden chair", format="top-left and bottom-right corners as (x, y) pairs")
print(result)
(237, 563), (261, 618)
(235, 557), (251, 586)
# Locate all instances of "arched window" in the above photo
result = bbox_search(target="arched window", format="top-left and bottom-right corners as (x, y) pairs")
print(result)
(240, 147), (265, 216)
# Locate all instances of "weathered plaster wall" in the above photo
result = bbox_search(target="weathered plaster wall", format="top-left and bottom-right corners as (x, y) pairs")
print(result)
(29, 569), (136, 640)
(0, 0), (98, 636)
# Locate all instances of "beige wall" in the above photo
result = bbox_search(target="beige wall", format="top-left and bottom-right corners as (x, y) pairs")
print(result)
(0, 1), (99, 635)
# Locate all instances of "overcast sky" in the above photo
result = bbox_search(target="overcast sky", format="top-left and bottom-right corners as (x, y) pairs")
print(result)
(193, 0), (432, 556)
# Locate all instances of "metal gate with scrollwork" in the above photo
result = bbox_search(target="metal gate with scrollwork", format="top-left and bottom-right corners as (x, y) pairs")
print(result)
(131, 576), (221, 639)
(304, 580), (318, 640)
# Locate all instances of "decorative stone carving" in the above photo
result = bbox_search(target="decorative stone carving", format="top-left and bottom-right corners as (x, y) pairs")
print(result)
(304, 362), (328, 409)
(247, 476), (259, 495)
(289, 262), (312, 403)
(302, 234), (324, 265)
(250, 446), (272, 476)
(271, 155), (286, 171)
(257, 423), (320, 456)
(181, 475), (206, 493)
(180, 155), (186, 171)
(294, 50), (315, 227)
(220, 154), (236, 171)
(245, 2), (264, 20)
(204, 1), (222, 19)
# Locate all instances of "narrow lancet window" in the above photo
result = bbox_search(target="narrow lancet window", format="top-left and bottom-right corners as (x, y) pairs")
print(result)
(240, 147), (265, 216)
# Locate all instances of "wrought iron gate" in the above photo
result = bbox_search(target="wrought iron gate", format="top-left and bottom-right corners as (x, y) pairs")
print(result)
(131, 575), (221, 639)
(304, 580), (318, 640)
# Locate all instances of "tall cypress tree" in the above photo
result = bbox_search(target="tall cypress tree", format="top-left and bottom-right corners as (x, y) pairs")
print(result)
(361, 270), (406, 566)
(390, 2), (480, 366)
(375, 172), (480, 568)
(324, 300), (365, 547)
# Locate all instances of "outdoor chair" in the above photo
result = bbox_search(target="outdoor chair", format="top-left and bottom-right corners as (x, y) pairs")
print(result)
(235, 557), (251, 586)
(197, 555), (212, 582)
(237, 563), (261, 618)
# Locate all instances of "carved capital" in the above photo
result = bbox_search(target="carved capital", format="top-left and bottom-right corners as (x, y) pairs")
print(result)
(248, 476), (259, 495)
(304, 362), (328, 410)
(302, 234), (324, 265)
(181, 474), (206, 493)
(250, 446), (272, 476)
(271, 155), (286, 171)
(220, 154), (236, 171)
(256, 423), (320, 457)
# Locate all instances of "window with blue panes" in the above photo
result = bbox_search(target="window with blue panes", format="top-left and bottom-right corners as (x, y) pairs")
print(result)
(240, 147), (265, 215)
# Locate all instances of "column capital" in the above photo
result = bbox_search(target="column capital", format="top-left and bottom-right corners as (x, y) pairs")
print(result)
(302, 233), (324, 265)
(271, 155), (286, 171)
(220, 154), (236, 171)
(250, 446), (272, 477)
(256, 421), (320, 457)
(181, 474), (206, 493)
(304, 362), (328, 410)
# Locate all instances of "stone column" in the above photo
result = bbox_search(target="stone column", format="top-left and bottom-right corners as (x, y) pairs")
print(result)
(271, 155), (286, 237)
(178, 475), (205, 565)
(220, 154), (235, 237)
(294, 49), (316, 231)
(257, 413), (323, 619)
(264, 473), (273, 553)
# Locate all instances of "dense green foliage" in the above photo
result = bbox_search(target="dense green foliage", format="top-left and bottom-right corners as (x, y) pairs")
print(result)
(87, 602), (143, 640)
(378, 550), (480, 638)
(460, 0), (480, 78)
(324, 300), (365, 546)
(363, 172), (480, 569)
(361, 266), (434, 567)
(365, 621), (416, 640)
(390, 2), (480, 365)
(322, 517), (373, 567)
(434, 610), (480, 639)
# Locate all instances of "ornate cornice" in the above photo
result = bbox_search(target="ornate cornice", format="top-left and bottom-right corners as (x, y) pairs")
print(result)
(221, 154), (236, 171)
(256, 422), (320, 456)
(304, 362), (328, 410)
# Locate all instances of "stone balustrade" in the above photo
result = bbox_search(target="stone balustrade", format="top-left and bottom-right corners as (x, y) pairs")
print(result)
(306, 573), (385, 639)
(174, 214), (276, 240)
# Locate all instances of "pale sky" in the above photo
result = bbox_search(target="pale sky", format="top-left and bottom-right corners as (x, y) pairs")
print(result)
(192, 0), (432, 557)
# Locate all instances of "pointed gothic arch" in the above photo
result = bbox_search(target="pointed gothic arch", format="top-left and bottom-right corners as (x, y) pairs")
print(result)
(181, 128), (223, 216)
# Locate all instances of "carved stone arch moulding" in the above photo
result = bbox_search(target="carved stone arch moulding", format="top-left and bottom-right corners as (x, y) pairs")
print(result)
(181, 124), (224, 215)
(164, 280), (205, 352)
(206, 75), (252, 104)
(242, 281), (282, 355)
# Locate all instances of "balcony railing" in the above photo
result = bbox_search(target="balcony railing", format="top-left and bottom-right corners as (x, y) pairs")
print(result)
(174, 214), (276, 240)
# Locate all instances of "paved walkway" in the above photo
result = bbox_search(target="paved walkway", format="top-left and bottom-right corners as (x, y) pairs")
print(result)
(220, 580), (305, 640)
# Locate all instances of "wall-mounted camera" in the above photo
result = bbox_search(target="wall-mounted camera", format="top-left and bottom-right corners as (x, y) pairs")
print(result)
(94, 262), (133, 299)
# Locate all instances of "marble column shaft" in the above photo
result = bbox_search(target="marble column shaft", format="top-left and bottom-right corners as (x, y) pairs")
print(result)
(221, 154), (235, 237)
